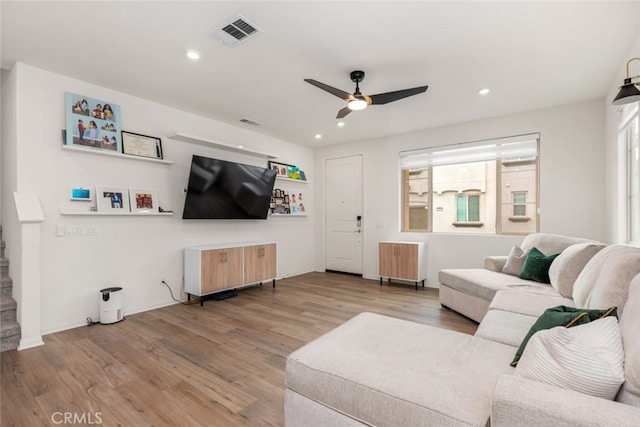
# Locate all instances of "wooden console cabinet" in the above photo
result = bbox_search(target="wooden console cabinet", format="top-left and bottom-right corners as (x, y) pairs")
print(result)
(378, 241), (427, 290)
(185, 242), (277, 304)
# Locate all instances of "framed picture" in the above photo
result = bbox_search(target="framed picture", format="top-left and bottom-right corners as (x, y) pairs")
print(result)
(121, 131), (163, 160)
(65, 92), (122, 153)
(268, 161), (294, 178)
(70, 187), (92, 201)
(96, 187), (130, 213)
(129, 188), (159, 213)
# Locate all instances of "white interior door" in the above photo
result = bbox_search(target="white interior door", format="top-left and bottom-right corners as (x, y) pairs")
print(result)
(324, 155), (363, 275)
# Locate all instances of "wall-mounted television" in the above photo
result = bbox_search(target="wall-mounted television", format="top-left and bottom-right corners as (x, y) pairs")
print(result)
(182, 155), (277, 220)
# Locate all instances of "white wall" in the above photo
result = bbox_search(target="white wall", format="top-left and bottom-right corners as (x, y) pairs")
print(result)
(314, 99), (606, 286)
(4, 63), (315, 334)
(1, 67), (22, 328)
(604, 16), (640, 244)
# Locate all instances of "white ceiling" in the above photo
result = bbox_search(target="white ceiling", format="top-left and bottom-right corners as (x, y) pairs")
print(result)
(2, 1), (639, 148)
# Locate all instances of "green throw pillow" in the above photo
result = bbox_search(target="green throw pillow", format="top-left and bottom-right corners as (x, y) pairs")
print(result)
(510, 305), (618, 366)
(518, 247), (560, 283)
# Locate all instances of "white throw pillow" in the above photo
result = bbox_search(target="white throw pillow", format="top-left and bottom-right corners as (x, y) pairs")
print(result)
(502, 245), (527, 276)
(548, 242), (605, 298)
(514, 317), (624, 400)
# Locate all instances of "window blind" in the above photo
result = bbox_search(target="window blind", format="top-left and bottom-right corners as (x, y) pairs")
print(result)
(400, 133), (540, 170)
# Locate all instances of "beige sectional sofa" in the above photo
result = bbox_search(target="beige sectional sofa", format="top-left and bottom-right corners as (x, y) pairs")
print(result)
(284, 234), (640, 426)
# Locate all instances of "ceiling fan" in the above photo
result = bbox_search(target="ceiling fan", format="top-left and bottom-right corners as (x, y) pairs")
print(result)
(304, 70), (428, 119)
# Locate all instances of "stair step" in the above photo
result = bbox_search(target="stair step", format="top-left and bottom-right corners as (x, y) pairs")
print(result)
(0, 297), (17, 323)
(1, 275), (12, 287)
(1, 321), (20, 337)
(1, 259), (8, 278)
(0, 321), (21, 352)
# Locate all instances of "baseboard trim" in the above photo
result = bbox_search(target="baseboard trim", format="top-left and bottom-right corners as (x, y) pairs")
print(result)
(18, 336), (45, 351)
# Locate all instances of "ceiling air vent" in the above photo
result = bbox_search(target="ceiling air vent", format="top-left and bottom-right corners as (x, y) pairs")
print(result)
(210, 15), (263, 47)
(239, 118), (262, 127)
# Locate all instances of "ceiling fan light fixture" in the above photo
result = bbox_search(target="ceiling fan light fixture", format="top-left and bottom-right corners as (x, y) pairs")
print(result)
(347, 98), (368, 111)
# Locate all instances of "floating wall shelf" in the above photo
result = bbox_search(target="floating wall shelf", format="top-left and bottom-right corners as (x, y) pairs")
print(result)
(276, 176), (309, 184)
(61, 145), (173, 165)
(167, 131), (278, 159)
(60, 208), (173, 216)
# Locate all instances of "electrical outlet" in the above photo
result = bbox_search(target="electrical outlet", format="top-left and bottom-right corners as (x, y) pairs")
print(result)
(65, 225), (85, 236)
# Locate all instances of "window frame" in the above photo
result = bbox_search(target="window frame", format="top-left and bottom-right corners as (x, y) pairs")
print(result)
(512, 191), (527, 217)
(620, 104), (639, 245)
(400, 134), (539, 235)
(456, 193), (480, 223)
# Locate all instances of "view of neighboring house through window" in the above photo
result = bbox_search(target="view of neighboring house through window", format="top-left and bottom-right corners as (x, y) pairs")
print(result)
(400, 134), (539, 235)
(620, 103), (639, 244)
(456, 194), (480, 222)
(512, 192), (527, 216)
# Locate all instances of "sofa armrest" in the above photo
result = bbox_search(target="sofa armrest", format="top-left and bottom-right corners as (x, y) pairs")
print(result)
(492, 374), (640, 427)
(484, 256), (507, 272)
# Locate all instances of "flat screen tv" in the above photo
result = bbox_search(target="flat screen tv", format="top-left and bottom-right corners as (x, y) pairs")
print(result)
(182, 155), (277, 220)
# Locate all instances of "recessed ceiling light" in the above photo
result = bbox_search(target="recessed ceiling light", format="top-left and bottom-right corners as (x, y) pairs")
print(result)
(337, 122), (345, 127)
(478, 88), (490, 96)
(237, 145), (244, 149)
(315, 134), (322, 139)
(186, 50), (200, 60)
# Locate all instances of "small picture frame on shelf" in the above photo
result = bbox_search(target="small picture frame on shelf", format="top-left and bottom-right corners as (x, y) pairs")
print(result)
(129, 188), (159, 213)
(268, 161), (293, 178)
(287, 165), (302, 180)
(95, 186), (130, 213)
(121, 131), (163, 160)
(65, 92), (122, 153)
(70, 187), (92, 201)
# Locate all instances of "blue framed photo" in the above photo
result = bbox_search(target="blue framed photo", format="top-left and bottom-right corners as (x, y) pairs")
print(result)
(65, 92), (122, 153)
(70, 187), (92, 201)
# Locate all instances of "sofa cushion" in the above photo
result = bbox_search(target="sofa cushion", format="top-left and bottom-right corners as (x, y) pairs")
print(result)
(511, 305), (618, 366)
(438, 269), (544, 302)
(502, 245), (527, 276)
(618, 272), (640, 406)
(572, 244), (640, 314)
(474, 310), (537, 347)
(286, 312), (515, 427)
(514, 317), (625, 400)
(488, 289), (574, 317)
(520, 233), (590, 257)
(548, 241), (606, 298)
(518, 247), (559, 283)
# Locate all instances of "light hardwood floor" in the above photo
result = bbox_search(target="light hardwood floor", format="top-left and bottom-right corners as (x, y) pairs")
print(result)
(0, 272), (476, 426)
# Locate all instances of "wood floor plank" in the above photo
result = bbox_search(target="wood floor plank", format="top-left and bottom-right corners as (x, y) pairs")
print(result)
(0, 272), (477, 426)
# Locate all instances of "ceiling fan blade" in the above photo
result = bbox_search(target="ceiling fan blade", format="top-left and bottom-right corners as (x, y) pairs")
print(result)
(336, 107), (352, 119)
(368, 85), (429, 105)
(304, 79), (352, 100)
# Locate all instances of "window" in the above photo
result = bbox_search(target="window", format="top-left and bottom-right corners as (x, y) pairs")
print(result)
(400, 134), (539, 235)
(457, 194), (480, 222)
(620, 104), (639, 244)
(403, 169), (430, 231)
(512, 192), (527, 216)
